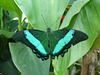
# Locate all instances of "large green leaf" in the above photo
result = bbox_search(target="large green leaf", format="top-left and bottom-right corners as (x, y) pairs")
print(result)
(9, 42), (50, 75)
(90, 31), (100, 51)
(0, 35), (10, 61)
(53, 0), (100, 75)
(0, 0), (22, 22)
(0, 59), (20, 75)
(14, 0), (69, 31)
(0, 0), (21, 16)
(60, 0), (90, 29)
(0, 30), (14, 38)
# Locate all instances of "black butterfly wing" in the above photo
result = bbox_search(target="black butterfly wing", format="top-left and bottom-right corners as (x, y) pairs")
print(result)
(13, 29), (49, 60)
(50, 29), (88, 58)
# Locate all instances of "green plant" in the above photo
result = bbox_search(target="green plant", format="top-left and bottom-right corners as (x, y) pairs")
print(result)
(0, 0), (100, 75)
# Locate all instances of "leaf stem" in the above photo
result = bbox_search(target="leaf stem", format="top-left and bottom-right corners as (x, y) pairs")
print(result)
(0, 7), (3, 29)
(17, 12), (24, 31)
(27, 22), (31, 29)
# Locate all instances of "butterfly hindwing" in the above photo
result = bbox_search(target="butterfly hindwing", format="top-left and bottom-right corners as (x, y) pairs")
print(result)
(50, 29), (88, 58)
(13, 29), (49, 60)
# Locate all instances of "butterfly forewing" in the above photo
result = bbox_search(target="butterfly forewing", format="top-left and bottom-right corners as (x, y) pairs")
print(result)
(50, 29), (88, 58)
(13, 29), (49, 60)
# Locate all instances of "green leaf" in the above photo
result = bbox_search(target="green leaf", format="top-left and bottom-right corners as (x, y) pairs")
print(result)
(65, 15), (77, 29)
(0, 7), (3, 19)
(0, 59), (20, 75)
(3, 9), (11, 27)
(90, 31), (100, 51)
(0, 0), (22, 18)
(0, 7), (3, 29)
(0, 30), (14, 38)
(8, 11), (18, 20)
(14, 0), (69, 31)
(68, 0), (77, 5)
(49, 72), (55, 75)
(60, 0), (90, 29)
(53, 0), (100, 75)
(0, 35), (10, 61)
(6, 20), (18, 31)
(9, 42), (50, 75)
(1, 9), (18, 29)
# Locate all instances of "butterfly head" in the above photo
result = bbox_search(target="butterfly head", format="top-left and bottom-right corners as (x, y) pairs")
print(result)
(47, 28), (51, 32)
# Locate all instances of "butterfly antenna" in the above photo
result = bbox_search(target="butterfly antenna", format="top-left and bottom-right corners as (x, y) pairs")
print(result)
(41, 15), (48, 28)
(48, 17), (60, 30)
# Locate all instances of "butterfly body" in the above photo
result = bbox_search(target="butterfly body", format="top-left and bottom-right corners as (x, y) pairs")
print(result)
(13, 28), (88, 60)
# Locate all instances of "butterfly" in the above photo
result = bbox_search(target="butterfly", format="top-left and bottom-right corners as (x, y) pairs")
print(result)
(12, 28), (88, 60)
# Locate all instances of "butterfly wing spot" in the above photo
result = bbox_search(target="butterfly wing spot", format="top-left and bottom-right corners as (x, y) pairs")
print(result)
(63, 49), (68, 53)
(41, 57), (45, 61)
(51, 56), (55, 59)
(36, 54), (41, 58)
(33, 50), (36, 53)
(61, 53), (64, 57)
(44, 57), (48, 59)
(41, 57), (49, 61)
